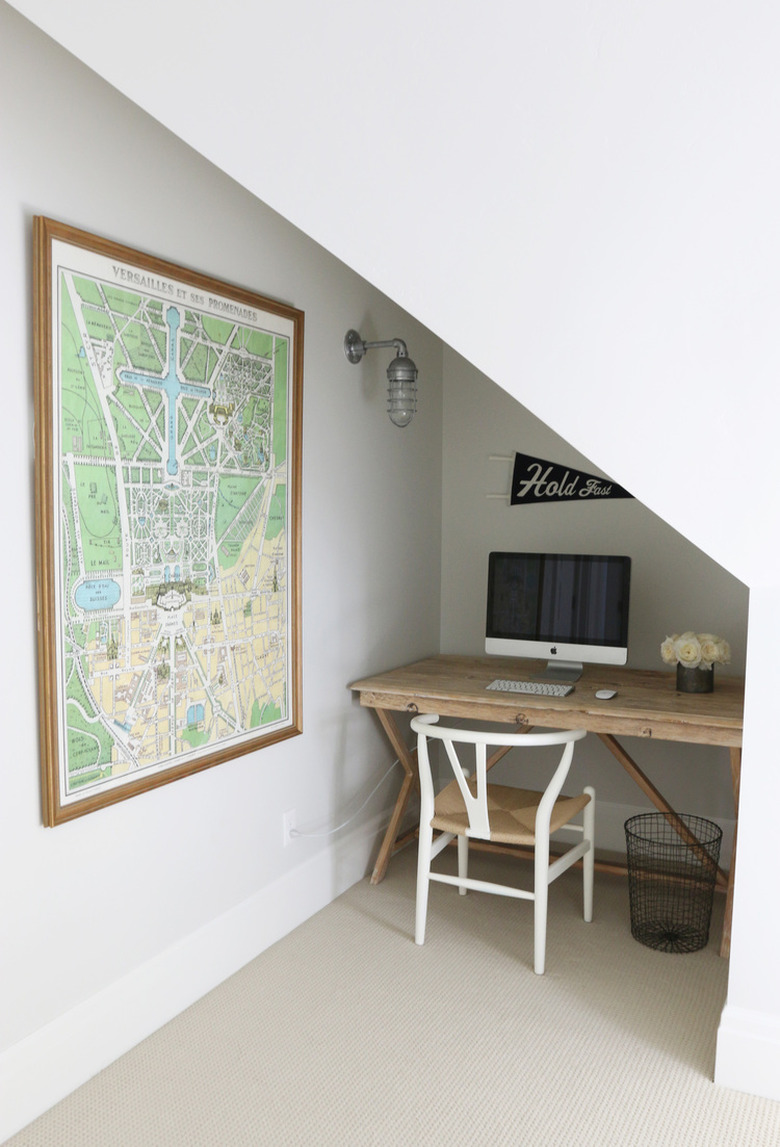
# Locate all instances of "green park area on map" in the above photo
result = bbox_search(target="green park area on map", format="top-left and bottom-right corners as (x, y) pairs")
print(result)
(57, 268), (291, 794)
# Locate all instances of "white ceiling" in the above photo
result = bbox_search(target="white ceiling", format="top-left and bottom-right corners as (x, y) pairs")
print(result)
(9, 0), (780, 586)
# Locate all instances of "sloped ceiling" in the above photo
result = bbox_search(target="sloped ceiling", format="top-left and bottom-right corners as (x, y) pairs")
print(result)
(9, 0), (780, 586)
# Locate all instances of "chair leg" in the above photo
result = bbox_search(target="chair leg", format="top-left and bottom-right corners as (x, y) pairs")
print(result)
(582, 786), (595, 924)
(534, 886), (548, 975)
(416, 820), (434, 945)
(457, 833), (468, 895)
(534, 844), (549, 975)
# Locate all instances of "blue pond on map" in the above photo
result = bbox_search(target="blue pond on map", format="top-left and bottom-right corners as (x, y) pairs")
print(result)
(74, 578), (121, 611)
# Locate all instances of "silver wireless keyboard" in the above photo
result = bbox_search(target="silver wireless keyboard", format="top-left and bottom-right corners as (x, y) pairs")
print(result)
(486, 678), (574, 697)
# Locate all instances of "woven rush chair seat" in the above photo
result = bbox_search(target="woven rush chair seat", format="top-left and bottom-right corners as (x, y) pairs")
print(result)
(433, 777), (592, 846)
(410, 714), (594, 974)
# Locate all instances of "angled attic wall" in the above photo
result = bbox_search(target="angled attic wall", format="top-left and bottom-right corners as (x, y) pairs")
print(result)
(7, 0), (780, 586)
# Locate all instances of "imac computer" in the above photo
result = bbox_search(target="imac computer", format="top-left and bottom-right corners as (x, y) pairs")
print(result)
(485, 552), (631, 682)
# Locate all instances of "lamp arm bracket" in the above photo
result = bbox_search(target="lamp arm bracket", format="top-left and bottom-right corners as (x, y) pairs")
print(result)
(362, 338), (409, 357)
(344, 329), (408, 363)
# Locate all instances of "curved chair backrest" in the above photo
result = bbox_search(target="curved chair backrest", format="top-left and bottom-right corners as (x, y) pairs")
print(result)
(410, 714), (587, 840)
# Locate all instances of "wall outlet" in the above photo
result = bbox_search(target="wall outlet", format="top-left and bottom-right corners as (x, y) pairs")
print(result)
(282, 808), (296, 847)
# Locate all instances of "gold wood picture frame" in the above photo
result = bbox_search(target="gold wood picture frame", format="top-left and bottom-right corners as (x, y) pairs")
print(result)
(34, 217), (303, 825)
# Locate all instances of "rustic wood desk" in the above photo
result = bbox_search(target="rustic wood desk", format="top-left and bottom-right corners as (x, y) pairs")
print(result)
(349, 654), (744, 957)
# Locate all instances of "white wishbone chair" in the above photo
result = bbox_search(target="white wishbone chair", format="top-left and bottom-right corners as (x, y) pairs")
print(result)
(410, 714), (594, 974)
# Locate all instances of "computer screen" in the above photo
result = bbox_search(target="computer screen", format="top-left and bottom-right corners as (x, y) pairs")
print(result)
(485, 552), (631, 681)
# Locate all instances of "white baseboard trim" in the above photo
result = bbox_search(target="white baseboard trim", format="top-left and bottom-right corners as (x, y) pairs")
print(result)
(715, 1004), (780, 1101)
(0, 812), (386, 1143)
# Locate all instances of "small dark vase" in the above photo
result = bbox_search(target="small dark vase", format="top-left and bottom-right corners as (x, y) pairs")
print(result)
(676, 664), (714, 694)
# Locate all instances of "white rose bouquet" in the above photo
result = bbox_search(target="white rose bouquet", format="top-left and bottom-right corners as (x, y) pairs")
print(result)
(660, 631), (731, 672)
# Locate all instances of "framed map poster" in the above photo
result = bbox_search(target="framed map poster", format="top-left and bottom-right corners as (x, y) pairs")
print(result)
(34, 217), (303, 825)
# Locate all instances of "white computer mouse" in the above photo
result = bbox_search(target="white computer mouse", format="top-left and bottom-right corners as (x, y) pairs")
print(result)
(595, 689), (617, 700)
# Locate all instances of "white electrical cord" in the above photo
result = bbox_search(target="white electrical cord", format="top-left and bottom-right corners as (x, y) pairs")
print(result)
(290, 757), (401, 839)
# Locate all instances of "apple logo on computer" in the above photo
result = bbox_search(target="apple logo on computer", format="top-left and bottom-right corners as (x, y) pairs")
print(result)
(550, 647), (557, 655)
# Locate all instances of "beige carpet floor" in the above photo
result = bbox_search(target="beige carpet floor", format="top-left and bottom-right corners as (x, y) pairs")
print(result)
(7, 845), (780, 1146)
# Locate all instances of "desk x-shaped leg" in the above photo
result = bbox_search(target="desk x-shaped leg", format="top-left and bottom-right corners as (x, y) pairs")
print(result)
(721, 747), (741, 958)
(370, 710), (418, 885)
(599, 733), (739, 958)
(370, 716), (739, 958)
(370, 710), (516, 885)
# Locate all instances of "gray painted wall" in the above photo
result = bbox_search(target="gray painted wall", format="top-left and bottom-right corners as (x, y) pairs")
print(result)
(0, 6), (442, 1131)
(440, 347), (747, 844)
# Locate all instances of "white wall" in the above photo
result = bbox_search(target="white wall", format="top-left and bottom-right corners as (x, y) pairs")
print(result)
(716, 587), (780, 1097)
(7, 0), (780, 1108)
(441, 348), (747, 854)
(0, 7), (442, 1137)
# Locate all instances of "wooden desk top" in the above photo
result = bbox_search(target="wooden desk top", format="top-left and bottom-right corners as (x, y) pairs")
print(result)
(349, 654), (744, 747)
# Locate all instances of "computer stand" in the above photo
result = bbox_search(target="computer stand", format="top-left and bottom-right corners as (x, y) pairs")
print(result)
(536, 660), (583, 683)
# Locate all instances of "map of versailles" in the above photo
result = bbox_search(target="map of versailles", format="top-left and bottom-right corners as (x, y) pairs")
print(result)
(53, 254), (295, 805)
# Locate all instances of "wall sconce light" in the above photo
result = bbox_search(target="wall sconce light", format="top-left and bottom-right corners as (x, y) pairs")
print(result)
(344, 329), (418, 428)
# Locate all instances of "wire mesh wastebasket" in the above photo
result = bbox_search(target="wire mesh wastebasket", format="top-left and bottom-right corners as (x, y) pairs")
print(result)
(624, 813), (722, 953)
